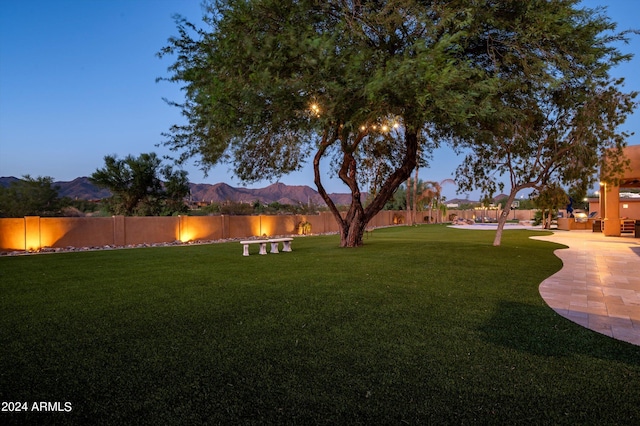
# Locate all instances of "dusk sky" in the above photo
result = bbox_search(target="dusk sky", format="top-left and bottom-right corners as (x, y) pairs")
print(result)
(1, 0), (639, 200)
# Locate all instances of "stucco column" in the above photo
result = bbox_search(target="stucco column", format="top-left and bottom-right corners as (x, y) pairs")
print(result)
(177, 215), (186, 242)
(112, 215), (126, 246)
(221, 215), (229, 239)
(24, 216), (41, 251)
(599, 183), (605, 221)
(602, 183), (621, 236)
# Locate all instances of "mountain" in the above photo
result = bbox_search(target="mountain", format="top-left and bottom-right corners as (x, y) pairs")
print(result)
(0, 176), (111, 200)
(55, 177), (112, 200)
(189, 181), (354, 205)
(446, 198), (478, 206)
(446, 194), (509, 206)
(0, 176), (354, 206)
(0, 176), (20, 188)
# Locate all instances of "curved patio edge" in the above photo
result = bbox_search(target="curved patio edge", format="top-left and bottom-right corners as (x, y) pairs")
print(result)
(531, 231), (640, 346)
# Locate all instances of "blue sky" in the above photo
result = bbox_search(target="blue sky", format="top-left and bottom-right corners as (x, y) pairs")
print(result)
(1, 0), (638, 200)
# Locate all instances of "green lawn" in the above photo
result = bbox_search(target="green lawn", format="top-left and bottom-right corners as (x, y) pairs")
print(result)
(1, 225), (639, 425)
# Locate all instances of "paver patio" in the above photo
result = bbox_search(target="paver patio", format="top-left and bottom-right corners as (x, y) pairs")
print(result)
(533, 230), (640, 346)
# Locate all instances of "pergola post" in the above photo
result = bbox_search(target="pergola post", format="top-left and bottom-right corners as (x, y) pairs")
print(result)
(602, 182), (621, 236)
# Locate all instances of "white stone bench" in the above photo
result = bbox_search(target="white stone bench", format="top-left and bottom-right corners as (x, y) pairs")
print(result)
(240, 238), (293, 256)
(268, 237), (293, 254)
(240, 239), (269, 256)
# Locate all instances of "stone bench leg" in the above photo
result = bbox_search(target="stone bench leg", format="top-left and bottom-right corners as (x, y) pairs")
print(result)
(282, 241), (292, 252)
(259, 242), (267, 255)
(270, 242), (279, 254)
(242, 244), (250, 256)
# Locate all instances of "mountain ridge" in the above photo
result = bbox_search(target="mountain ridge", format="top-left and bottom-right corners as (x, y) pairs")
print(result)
(0, 176), (354, 206)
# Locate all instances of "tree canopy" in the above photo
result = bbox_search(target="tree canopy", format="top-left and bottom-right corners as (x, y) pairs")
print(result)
(159, 0), (494, 246)
(159, 0), (636, 247)
(532, 183), (570, 229)
(451, 1), (638, 245)
(90, 153), (190, 216)
(0, 175), (61, 217)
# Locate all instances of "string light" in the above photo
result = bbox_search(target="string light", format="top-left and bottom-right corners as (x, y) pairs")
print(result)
(308, 102), (401, 133)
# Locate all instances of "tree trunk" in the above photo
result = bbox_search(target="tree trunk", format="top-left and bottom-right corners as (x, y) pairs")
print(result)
(412, 166), (418, 224)
(406, 177), (412, 226)
(341, 207), (367, 247)
(313, 130), (419, 247)
(492, 191), (518, 246)
(541, 209), (550, 229)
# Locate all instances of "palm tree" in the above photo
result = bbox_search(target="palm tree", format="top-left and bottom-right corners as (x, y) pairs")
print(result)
(420, 179), (455, 223)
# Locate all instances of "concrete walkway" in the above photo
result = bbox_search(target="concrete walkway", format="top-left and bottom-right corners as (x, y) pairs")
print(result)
(450, 224), (640, 345)
(532, 230), (640, 346)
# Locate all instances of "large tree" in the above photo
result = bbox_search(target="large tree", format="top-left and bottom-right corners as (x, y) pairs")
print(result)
(158, 0), (493, 247)
(532, 183), (569, 230)
(0, 175), (61, 217)
(90, 153), (190, 216)
(451, 1), (637, 245)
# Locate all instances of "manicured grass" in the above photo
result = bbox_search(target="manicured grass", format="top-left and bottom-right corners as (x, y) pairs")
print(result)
(1, 225), (639, 424)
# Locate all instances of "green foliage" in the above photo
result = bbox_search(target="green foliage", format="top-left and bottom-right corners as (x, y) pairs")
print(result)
(219, 201), (254, 216)
(384, 184), (407, 210)
(568, 188), (589, 211)
(61, 198), (101, 215)
(533, 184), (569, 212)
(532, 183), (568, 228)
(189, 199), (324, 216)
(2, 227), (639, 423)
(0, 175), (62, 217)
(158, 0), (495, 246)
(496, 197), (536, 210)
(90, 152), (190, 216)
(450, 1), (638, 244)
(454, 1), (638, 201)
(532, 210), (557, 227)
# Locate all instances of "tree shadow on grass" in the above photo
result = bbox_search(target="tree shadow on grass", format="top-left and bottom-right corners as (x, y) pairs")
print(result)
(478, 300), (640, 366)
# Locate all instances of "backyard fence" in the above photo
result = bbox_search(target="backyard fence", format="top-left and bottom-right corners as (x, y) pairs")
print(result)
(0, 210), (401, 252)
(0, 209), (538, 252)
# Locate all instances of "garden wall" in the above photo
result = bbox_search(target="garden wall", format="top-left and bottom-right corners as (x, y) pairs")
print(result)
(0, 209), (542, 252)
(0, 211), (400, 252)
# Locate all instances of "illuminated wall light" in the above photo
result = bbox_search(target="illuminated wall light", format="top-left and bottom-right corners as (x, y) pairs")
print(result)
(25, 216), (41, 252)
(259, 217), (274, 237)
(26, 237), (40, 252)
(623, 204), (629, 209)
(178, 216), (203, 242)
(250, 216), (262, 237)
(179, 224), (195, 242)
